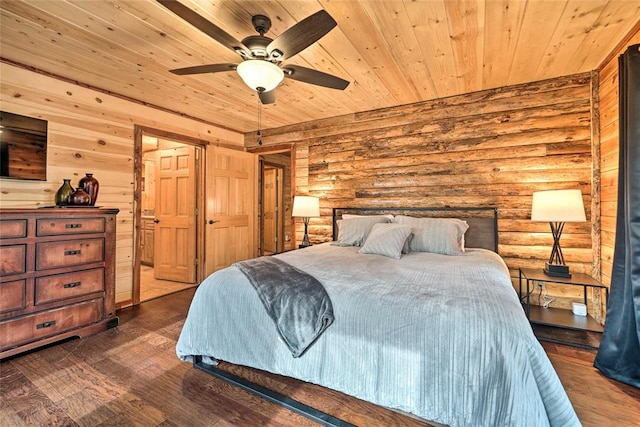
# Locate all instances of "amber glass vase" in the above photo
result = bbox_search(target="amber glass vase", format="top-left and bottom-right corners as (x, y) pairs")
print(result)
(68, 187), (91, 205)
(78, 173), (99, 206)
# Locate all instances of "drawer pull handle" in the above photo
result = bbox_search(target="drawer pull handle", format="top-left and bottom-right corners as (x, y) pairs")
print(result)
(63, 281), (81, 289)
(36, 320), (56, 329)
(65, 224), (83, 229)
(64, 250), (81, 256)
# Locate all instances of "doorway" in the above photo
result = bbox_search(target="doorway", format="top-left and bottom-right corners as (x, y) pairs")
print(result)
(134, 127), (204, 303)
(261, 163), (284, 255)
(133, 126), (259, 305)
(257, 149), (294, 255)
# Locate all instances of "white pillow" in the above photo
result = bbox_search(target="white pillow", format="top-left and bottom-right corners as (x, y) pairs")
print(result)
(359, 223), (412, 259)
(392, 215), (468, 255)
(333, 216), (390, 247)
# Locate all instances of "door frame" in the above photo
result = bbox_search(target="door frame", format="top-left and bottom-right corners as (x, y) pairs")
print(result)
(133, 125), (207, 305)
(260, 161), (284, 255)
(249, 144), (296, 254)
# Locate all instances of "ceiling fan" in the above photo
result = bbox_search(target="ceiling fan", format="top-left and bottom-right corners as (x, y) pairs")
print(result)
(157, 0), (350, 104)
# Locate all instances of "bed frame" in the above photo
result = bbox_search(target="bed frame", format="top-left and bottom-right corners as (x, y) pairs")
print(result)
(194, 206), (499, 426)
(193, 356), (353, 426)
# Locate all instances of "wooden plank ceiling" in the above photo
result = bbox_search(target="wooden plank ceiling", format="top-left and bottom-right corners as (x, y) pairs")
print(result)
(1, 0), (638, 134)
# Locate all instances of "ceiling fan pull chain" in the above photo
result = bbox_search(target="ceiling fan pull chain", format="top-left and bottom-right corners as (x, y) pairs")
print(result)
(257, 96), (263, 145)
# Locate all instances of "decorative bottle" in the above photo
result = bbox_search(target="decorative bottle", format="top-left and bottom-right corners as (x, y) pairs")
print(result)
(55, 179), (74, 206)
(78, 173), (99, 206)
(68, 187), (91, 206)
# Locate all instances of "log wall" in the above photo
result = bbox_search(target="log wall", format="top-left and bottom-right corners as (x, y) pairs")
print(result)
(597, 26), (640, 287)
(0, 63), (243, 303)
(247, 73), (595, 310)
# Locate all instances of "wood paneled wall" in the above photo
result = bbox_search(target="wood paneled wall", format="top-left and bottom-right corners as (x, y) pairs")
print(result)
(0, 63), (243, 303)
(598, 27), (640, 287)
(247, 73), (595, 309)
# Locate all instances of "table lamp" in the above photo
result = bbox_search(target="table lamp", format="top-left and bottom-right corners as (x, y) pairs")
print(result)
(292, 195), (320, 248)
(531, 189), (586, 278)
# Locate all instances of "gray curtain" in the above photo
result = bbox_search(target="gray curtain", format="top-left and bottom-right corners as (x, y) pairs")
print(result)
(594, 44), (640, 388)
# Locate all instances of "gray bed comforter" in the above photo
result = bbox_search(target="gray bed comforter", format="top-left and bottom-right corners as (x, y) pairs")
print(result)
(176, 243), (580, 427)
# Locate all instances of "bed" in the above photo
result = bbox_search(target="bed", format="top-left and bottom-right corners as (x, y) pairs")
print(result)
(176, 207), (580, 427)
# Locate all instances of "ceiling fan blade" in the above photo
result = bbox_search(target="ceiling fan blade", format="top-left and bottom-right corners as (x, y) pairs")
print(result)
(259, 90), (276, 104)
(170, 63), (238, 75)
(283, 65), (349, 90)
(267, 10), (337, 60)
(157, 0), (250, 57)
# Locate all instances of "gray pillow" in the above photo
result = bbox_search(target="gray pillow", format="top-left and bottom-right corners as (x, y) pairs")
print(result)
(333, 216), (390, 247)
(359, 223), (413, 259)
(392, 215), (469, 255)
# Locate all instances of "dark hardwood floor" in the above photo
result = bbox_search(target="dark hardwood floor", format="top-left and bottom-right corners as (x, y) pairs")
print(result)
(1, 288), (639, 426)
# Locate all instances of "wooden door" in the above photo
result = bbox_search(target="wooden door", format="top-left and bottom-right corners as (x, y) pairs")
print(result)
(262, 167), (278, 254)
(204, 146), (257, 277)
(154, 146), (196, 283)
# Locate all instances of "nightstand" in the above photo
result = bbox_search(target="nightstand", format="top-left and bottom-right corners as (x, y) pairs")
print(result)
(519, 268), (608, 348)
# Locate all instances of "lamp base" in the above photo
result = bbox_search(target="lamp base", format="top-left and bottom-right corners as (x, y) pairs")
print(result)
(544, 262), (571, 278)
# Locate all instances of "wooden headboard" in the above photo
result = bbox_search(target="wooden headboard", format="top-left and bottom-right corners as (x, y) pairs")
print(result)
(332, 207), (499, 253)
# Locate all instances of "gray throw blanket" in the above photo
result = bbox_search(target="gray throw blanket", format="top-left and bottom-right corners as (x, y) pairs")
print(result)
(234, 256), (334, 357)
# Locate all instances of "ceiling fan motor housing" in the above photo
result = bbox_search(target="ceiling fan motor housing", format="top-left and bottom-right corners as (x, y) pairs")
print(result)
(241, 35), (274, 60)
(252, 15), (271, 35)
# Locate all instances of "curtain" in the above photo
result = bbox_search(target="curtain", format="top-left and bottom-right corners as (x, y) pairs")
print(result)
(594, 44), (640, 388)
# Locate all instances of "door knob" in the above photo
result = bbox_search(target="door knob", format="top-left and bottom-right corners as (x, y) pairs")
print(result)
(153, 219), (160, 223)
(208, 220), (219, 224)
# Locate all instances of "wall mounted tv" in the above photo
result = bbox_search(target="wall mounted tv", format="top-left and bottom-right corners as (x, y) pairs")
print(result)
(0, 111), (48, 180)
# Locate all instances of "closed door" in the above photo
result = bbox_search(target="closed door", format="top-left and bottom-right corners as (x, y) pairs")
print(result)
(154, 146), (196, 283)
(204, 146), (257, 276)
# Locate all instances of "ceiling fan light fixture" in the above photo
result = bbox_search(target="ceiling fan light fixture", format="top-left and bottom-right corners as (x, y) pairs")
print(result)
(236, 60), (284, 92)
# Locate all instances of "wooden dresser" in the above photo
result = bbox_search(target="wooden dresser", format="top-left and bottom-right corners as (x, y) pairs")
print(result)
(0, 208), (119, 359)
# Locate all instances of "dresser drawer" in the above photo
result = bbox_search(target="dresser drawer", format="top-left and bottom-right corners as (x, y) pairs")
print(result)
(0, 298), (103, 349)
(36, 217), (106, 236)
(0, 280), (27, 314)
(0, 219), (28, 239)
(35, 238), (104, 270)
(0, 245), (26, 276)
(35, 268), (104, 305)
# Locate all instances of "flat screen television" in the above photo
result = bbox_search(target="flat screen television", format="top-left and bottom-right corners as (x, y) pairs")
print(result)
(0, 111), (48, 180)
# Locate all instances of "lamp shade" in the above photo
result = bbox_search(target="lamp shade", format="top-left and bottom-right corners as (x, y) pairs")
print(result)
(236, 60), (284, 92)
(531, 189), (586, 222)
(292, 196), (320, 218)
